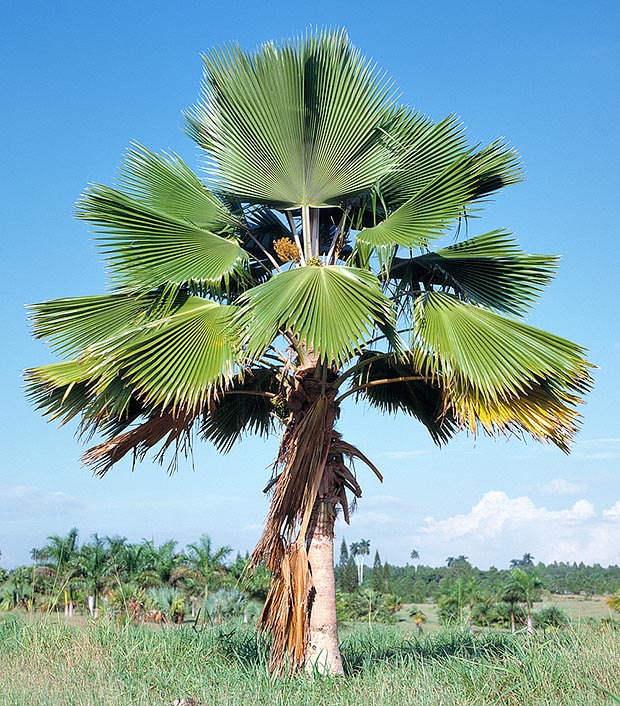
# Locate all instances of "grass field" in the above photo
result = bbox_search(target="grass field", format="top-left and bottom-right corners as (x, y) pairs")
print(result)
(0, 611), (619, 706)
(393, 594), (616, 634)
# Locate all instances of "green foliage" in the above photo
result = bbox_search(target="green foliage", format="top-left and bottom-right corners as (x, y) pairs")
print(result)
(533, 605), (570, 629)
(336, 589), (400, 624)
(27, 28), (592, 482)
(371, 550), (383, 594)
(338, 555), (359, 594)
(1, 618), (619, 704)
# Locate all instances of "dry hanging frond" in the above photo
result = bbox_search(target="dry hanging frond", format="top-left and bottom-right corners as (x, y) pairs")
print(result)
(251, 387), (337, 671)
(82, 412), (193, 476)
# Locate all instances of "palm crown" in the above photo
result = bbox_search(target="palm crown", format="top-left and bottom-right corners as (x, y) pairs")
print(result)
(26, 29), (591, 671)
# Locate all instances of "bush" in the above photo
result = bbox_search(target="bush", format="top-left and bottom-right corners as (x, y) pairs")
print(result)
(533, 605), (569, 629)
(336, 589), (399, 624)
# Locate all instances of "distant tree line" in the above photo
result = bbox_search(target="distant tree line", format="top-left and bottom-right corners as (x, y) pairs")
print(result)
(0, 529), (269, 624)
(335, 549), (620, 603)
(334, 544), (620, 630)
(1, 534), (619, 632)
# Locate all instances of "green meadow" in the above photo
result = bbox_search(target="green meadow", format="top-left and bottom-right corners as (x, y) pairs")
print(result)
(1, 610), (618, 706)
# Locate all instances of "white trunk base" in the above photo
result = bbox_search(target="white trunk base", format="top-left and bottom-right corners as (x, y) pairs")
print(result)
(305, 519), (344, 675)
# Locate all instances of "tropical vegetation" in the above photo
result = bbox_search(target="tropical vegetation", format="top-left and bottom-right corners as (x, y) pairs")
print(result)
(2, 531), (618, 637)
(2, 616), (620, 706)
(25, 29), (592, 673)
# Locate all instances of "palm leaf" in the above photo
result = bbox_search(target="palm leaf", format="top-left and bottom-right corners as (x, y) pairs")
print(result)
(356, 139), (522, 259)
(200, 369), (279, 452)
(451, 380), (584, 452)
(355, 154), (479, 255)
(350, 351), (457, 444)
(24, 360), (149, 437)
(391, 230), (558, 316)
(117, 143), (236, 229)
(82, 412), (194, 477)
(185, 29), (395, 208)
(412, 292), (592, 406)
(90, 296), (238, 414)
(236, 265), (395, 366)
(377, 111), (469, 207)
(28, 291), (186, 358)
(24, 360), (94, 426)
(466, 139), (524, 202)
(76, 184), (248, 290)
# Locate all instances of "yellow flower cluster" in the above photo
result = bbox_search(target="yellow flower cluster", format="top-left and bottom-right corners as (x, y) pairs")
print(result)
(273, 237), (300, 263)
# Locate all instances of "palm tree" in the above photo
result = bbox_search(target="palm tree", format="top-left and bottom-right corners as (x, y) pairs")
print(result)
(350, 539), (371, 584)
(79, 533), (110, 616)
(500, 580), (523, 634)
(510, 552), (535, 568)
(503, 568), (543, 634)
(40, 528), (80, 616)
(137, 539), (183, 587)
(185, 533), (232, 596)
(25, 30), (591, 673)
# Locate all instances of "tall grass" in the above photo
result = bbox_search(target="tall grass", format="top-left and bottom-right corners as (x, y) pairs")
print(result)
(0, 615), (618, 705)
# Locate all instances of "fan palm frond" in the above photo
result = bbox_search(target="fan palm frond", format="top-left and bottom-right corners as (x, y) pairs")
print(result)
(185, 29), (396, 208)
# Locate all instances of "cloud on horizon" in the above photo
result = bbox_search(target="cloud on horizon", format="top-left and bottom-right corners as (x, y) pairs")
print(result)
(418, 491), (620, 567)
(0, 485), (83, 521)
(540, 478), (587, 496)
(574, 438), (620, 461)
(337, 490), (620, 569)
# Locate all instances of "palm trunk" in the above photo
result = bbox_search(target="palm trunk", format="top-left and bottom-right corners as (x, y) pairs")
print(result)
(253, 362), (362, 675)
(305, 500), (343, 675)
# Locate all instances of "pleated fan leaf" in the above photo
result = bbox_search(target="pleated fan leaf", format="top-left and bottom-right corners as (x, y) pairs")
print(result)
(200, 369), (279, 452)
(412, 292), (592, 411)
(376, 112), (469, 207)
(24, 360), (95, 427)
(117, 143), (235, 229)
(449, 379), (584, 452)
(391, 230), (558, 316)
(351, 351), (457, 444)
(28, 291), (186, 359)
(236, 265), (394, 366)
(89, 296), (238, 414)
(185, 29), (396, 208)
(355, 154), (480, 254)
(76, 184), (248, 290)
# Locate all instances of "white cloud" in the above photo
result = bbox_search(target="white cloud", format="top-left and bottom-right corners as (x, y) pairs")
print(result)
(420, 491), (594, 541)
(603, 500), (620, 518)
(541, 478), (586, 495)
(377, 450), (432, 460)
(0, 485), (82, 520)
(416, 491), (620, 567)
(574, 438), (620, 460)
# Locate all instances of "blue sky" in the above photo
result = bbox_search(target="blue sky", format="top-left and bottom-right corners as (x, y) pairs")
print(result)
(2, 1), (619, 569)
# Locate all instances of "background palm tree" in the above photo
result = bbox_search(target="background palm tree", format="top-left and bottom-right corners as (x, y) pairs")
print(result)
(185, 533), (232, 597)
(39, 528), (80, 617)
(78, 533), (109, 616)
(504, 568), (543, 634)
(351, 539), (371, 585)
(510, 552), (535, 568)
(26, 29), (591, 673)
